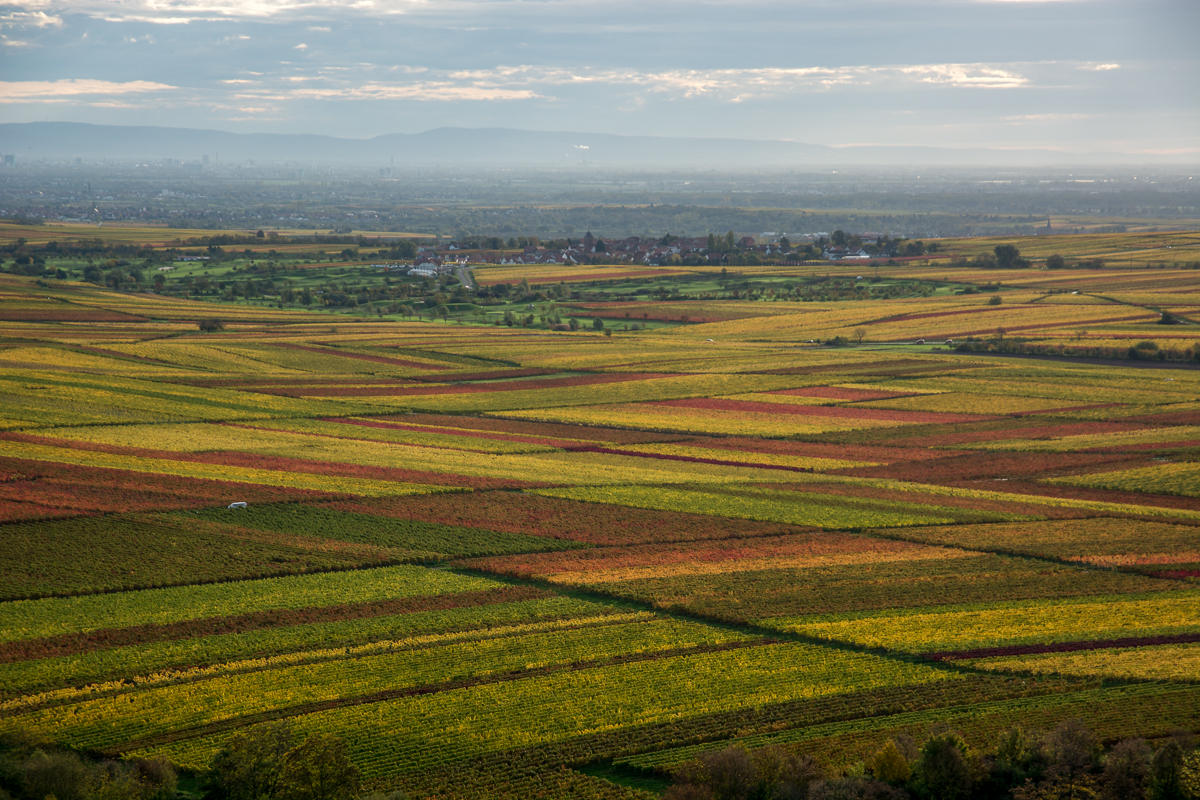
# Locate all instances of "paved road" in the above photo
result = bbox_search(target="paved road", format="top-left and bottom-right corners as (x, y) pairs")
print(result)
(456, 266), (475, 290)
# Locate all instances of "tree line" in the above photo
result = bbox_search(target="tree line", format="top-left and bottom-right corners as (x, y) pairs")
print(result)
(664, 719), (1199, 800)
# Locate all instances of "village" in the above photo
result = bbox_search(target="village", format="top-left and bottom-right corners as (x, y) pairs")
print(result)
(393, 230), (928, 276)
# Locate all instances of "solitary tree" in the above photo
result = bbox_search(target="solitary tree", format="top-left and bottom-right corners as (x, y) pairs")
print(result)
(994, 244), (1022, 270)
(853, 327), (867, 345)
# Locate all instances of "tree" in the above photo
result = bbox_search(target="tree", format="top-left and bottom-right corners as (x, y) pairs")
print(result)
(22, 749), (90, 800)
(1149, 739), (1188, 800)
(832, 230), (847, 246)
(435, 304), (449, 322)
(991, 726), (1050, 795)
(278, 733), (360, 800)
(668, 746), (758, 800)
(152, 273), (166, 293)
(204, 722), (294, 800)
(1100, 738), (1151, 800)
(870, 739), (913, 784)
(204, 724), (359, 800)
(1180, 750), (1200, 800)
(853, 327), (867, 345)
(994, 244), (1022, 270)
(592, 317), (605, 331)
(1025, 719), (1101, 800)
(989, 295), (1003, 305)
(568, 317), (580, 331)
(1046, 254), (1066, 270)
(198, 319), (225, 333)
(912, 731), (978, 800)
(300, 287), (314, 306)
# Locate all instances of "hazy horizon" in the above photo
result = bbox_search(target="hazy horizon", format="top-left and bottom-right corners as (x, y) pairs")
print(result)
(1, 1), (1197, 160)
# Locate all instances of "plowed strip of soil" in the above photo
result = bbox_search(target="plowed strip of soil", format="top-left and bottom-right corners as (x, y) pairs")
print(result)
(925, 633), (1200, 661)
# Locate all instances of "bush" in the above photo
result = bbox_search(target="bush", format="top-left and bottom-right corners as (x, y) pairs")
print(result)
(198, 319), (225, 333)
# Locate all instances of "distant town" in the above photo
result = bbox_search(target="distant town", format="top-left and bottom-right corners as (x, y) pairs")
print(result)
(384, 231), (939, 276)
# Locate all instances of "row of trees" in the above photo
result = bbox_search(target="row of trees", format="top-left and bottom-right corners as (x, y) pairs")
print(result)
(0, 725), (408, 800)
(0, 734), (177, 800)
(665, 720), (1199, 800)
(954, 336), (1200, 363)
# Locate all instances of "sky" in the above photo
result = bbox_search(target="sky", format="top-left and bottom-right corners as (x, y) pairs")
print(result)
(1, 0), (1197, 155)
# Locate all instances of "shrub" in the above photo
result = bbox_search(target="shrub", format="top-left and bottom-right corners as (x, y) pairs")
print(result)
(199, 319), (226, 333)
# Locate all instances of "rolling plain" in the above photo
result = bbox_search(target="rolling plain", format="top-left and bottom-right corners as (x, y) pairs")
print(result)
(0, 227), (1198, 798)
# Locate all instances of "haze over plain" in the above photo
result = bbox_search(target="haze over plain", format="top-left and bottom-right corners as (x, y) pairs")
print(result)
(1, 0), (1197, 161)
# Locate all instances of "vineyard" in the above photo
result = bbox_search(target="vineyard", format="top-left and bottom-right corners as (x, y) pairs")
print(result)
(0, 241), (1198, 798)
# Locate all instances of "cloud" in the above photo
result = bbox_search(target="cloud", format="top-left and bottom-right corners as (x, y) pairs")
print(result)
(217, 60), (1036, 109)
(36, 0), (428, 24)
(0, 78), (176, 102)
(1004, 113), (1092, 122)
(286, 82), (542, 101)
(444, 62), (1032, 99)
(1087, 63), (1122, 71)
(897, 64), (1027, 88)
(0, 10), (62, 29)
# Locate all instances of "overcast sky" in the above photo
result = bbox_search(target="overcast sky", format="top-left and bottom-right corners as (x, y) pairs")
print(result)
(1, 0), (1196, 155)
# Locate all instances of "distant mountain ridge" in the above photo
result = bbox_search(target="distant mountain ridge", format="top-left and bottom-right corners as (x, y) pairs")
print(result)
(0, 122), (1188, 167)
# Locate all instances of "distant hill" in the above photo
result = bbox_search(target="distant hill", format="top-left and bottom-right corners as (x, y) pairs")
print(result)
(0, 122), (1188, 168)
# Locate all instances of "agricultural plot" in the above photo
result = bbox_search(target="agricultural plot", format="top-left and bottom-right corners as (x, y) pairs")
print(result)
(0, 259), (1197, 799)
